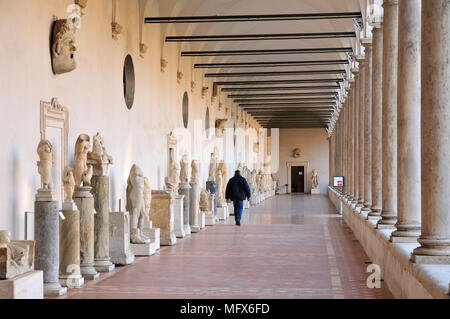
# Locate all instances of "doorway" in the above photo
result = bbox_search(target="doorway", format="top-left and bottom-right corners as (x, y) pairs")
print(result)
(291, 166), (305, 193)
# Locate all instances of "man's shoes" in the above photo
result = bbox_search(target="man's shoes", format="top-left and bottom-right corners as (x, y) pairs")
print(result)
(236, 220), (241, 226)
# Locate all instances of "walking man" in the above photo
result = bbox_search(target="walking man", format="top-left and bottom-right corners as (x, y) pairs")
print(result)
(225, 170), (251, 226)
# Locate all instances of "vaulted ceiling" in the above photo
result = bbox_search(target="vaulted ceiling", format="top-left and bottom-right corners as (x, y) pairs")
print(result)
(147, 0), (362, 129)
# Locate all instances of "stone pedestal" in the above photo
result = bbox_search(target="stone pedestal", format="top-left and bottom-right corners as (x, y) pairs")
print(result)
(34, 200), (67, 297)
(199, 212), (206, 229)
(228, 202), (235, 215)
(0, 271), (43, 299)
(205, 213), (216, 226)
(91, 176), (115, 273)
(150, 190), (177, 246)
(143, 227), (160, 250)
(173, 194), (186, 238)
(179, 182), (191, 235)
(59, 209), (84, 288)
(189, 181), (202, 232)
(311, 188), (321, 195)
(130, 242), (157, 256)
(109, 211), (135, 265)
(73, 187), (99, 280)
(206, 181), (217, 216)
(217, 206), (228, 220)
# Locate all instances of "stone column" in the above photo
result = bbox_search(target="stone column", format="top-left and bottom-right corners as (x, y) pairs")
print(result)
(368, 24), (383, 220)
(356, 55), (366, 209)
(344, 89), (351, 198)
(362, 39), (373, 213)
(73, 186), (99, 280)
(412, 0), (450, 263)
(347, 80), (354, 200)
(35, 200), (67, 296)
(351, 68), (360, 205)
(390, 0), (421, 242)
(91, 175), (115, 272)
(178, 182), (191, 235)
(59, 209), (84, 288)
(377, 0), (399, 229)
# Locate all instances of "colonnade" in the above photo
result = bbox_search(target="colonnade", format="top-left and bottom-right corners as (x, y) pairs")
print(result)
(330, 0), (450, 262)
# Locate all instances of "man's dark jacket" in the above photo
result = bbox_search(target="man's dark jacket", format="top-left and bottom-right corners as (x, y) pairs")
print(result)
(225, 172), (251, 201)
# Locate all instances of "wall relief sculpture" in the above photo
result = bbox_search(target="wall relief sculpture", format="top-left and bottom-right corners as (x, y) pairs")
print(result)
(51, 19), (77, 75)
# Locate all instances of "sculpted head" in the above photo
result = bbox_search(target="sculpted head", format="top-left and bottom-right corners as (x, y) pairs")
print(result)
(51, 19), (77, 75)
(92, 132), (104, 156)
(293, 148), (301, 158)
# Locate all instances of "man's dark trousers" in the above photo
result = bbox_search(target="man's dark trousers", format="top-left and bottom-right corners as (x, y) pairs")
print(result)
(233, 200), (244, 222)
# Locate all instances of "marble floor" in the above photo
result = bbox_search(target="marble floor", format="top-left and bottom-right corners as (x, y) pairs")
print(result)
(57, 194), (392, 299)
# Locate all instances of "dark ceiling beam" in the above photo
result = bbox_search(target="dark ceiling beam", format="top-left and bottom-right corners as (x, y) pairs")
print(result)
(181, 47), (353, 57)
(248, 112), (333, 116)
(228, 92), (338, 98)
(239, 102), (336, 107)
(261, 125), (327, 128)
(145, 12), (362, 24)
(167, 31), (355, 42)
(234, 98), (336, 103)
(216, 79), (342, 87)
(206, 69), (345, 78)
(195, 59), (349, 69)
(245, 108), (333, 112)
(222, 85), (340, 92)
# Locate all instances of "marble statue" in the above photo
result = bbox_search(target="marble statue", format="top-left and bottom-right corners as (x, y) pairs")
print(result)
(237, 163), (244, 172)
(180, 155), (190, 184)
(111, 22), (123, 40)
(250, 169), (257, 196)
(88, 132), (113, 163)
(51, 19), (77, 75)
(218, 162), (227, 200)
(293, 148), (301, 158)
(312, 169), (319, 189)
(126, 164), (150, 244)
(165, 161), (180, 193)
(62, 166), (75, 203)
(208, 153), (217, 181)
(215, 169), (225, 207)
(74, 134), (93, 187)
(0, 230), (35, 279)
(191, 160), (200, 183)
(257, 171), (263, 193)
(215, 119), (227, 137)
(36, 140), (54, 190)
(143, 177), (152, 219)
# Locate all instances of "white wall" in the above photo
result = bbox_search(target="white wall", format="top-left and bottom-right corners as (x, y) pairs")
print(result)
(0, 0), (263, 239)
(274, 128), (330, 194)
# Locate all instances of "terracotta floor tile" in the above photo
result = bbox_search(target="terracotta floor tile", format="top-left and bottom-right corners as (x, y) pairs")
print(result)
(57, 194), (392, 299)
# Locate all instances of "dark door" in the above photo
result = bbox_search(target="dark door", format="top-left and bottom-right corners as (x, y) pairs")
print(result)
(291, 166), (305, 193)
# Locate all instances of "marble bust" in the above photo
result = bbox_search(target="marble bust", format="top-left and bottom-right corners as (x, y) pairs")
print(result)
(126, 164), (150, 244)
(87, 132), (113, 176)
(199, 189), (211, 212)
(0, 230), (35, 279)
(293, 148), (301, 158)
(36, 140), (54, 190)
(51, 19), (77, 74)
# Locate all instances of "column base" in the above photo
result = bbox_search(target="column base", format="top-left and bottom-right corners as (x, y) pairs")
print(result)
(190, 226), (202, 233)
(94, 259), (115, 273)
(44, 282), (67, 297)
(175, 229), (187, 238)
(110, 253), (134, 266)
(60, 274), (84, 288)
(411, 254), (450, 264)
(390, 235), (419, 243)
(183, 225), (191, 235)
(376, 223), (396, 230)
(80, 265), (100, 280)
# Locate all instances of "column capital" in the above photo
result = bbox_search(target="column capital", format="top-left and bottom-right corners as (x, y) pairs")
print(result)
(355, 55), (366, 63)
(351, 67), (359, 74)
(361, 37), (372, 48)
(383, 0), (398, 7)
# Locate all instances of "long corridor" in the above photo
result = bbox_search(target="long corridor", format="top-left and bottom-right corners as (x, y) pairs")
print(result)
(59, 195), (392, 299)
